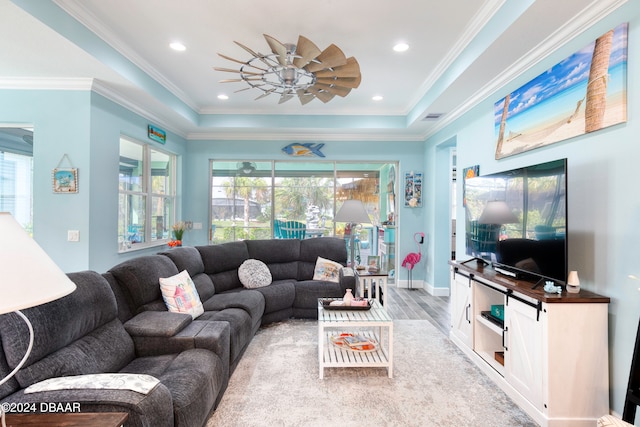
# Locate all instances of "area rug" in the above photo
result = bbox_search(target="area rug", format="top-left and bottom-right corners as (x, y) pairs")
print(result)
(206, 319), (537, 427)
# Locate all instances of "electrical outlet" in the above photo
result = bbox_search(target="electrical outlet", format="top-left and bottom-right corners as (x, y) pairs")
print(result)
(67, 230), (80, 242)
(193, 222), (202, 230)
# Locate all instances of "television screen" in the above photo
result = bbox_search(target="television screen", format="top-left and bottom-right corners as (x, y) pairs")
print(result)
(464, 159), (567, 284)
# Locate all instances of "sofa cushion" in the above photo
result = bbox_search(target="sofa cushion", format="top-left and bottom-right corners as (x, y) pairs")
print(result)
(197, 242), (249, 293)
(109, 255), (179, 311)
(0, 271), (136, 388)
(0, 336), (19, 400)
(159, 247), (216, 302)
(124, 311), (192, 337)
(121, 349), (224, 427)
(293, 279), (344, 310)
(245, 239), (301, 280)
(253, 280), (296, 315)
(298, 237), (348, 280)
(159, 270), (204, 319)
(238, 259), (272, 288)
(312, 256), (343, 283)
(2, 381), (175, 427)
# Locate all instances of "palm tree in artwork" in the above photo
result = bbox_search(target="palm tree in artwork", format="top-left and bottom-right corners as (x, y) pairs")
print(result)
(585, 29), (614, 133)
(495, 94), (510, 159)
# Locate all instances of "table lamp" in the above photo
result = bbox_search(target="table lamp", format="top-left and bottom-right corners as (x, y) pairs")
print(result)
(0, 213), (76, 425)
(334, 200), (371, 267)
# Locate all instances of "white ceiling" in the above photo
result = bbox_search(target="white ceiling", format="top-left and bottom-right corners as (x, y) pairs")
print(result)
(0, 0), (627, 141)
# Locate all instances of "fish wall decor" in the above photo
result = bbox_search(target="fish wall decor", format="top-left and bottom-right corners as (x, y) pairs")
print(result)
(281, 143), (325, 157)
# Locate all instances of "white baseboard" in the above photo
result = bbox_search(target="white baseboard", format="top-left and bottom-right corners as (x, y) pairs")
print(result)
(395, 280), (450, 297)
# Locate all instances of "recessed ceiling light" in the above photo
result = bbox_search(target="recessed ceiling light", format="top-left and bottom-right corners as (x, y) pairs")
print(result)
(170, 42), (186, 51)
(372, 95), (383, 101)
(393, 43), (409, 52)
(217, 94), (229, 100)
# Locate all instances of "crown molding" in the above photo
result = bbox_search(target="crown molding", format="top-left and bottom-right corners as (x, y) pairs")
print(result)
(420, 0), (629, 142)
(54, 0), (199, 113)
(406, 0), (507, 115)
(186, 131), (426, 142)
(0, 77), (93, 90)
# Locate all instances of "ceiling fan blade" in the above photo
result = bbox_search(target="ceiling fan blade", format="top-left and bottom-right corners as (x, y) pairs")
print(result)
(218, 53), (269, 72)
(314, 57), (360, 78)
(263, 34), (288, 66)
(296, 89), (315, 105)
(304, 44), (348, 72)
(307, 86), (335, 103)
(219, 77), (263, 83)
(316, 75), (361, 89)
(313, 83), (351, 97)
(292, 35), (321, 68)
(213, 67), (263, 76)
(255, 88), (275, 100)
(234, 41), (272, 67)
(234, 85), (263, 93)
(278, 92), (294, 104)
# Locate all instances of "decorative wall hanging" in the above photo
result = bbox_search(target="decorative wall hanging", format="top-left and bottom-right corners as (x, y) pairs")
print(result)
(281, 142), (325, 157)
(404, 171), (422, 208)
(462, 165), (479, 207)
(148, 124), (166, 144)
(495, 23), (628, 159)
(52, 154), (78, 193)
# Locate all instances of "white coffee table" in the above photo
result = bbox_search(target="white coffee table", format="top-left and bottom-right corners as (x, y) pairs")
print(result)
(317, 298), (393, 379)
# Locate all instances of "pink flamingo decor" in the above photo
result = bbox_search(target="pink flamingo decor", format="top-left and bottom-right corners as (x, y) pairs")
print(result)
(402, 232), (424, 290)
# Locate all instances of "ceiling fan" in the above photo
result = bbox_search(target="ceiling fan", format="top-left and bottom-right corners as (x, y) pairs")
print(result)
(237, 161), (256, 175)
(214, 34), (361, 105)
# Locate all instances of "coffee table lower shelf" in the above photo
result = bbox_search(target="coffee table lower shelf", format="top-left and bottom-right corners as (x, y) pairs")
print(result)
(320, 331), (391, 374)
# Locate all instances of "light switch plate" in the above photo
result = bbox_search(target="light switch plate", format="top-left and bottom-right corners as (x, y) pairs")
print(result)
(67, 230), (80, 242)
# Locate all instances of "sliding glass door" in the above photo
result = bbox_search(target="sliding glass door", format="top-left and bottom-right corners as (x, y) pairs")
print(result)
(210, 160), (397, 245)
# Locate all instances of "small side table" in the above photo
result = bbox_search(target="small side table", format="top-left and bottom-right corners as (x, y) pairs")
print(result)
(4, 412), (128, 426)
(355, 269), (388, 306)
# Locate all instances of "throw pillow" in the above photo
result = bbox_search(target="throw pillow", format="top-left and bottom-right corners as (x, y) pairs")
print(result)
(159, 270), (204, 319)
(313, 257), (343, 283)
(238, 259), (272, 288)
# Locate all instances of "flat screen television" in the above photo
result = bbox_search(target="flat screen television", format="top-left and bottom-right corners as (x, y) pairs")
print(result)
(464, 159), (568, 284)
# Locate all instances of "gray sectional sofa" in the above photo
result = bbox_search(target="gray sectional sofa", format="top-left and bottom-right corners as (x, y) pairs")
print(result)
(0, 237), (353, 427)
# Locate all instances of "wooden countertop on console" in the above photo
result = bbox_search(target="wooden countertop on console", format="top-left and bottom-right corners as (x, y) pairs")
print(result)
(450, 260), (610, 304)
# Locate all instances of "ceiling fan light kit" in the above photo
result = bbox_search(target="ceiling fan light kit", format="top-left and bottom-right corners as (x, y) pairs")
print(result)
(215, 34), (361, 105)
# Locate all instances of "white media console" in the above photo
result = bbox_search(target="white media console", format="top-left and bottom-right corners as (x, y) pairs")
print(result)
(449, 260), (610, 427)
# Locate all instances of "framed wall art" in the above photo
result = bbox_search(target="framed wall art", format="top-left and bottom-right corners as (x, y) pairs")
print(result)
(52, 168), (78, 193)
(404, 171), (422, 208)
(494, 23), (628, 159)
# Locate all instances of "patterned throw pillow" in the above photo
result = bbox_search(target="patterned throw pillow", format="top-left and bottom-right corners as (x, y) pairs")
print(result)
(159, 270), (204, 319)
(313, 257), (343, 283)
(238, 259), (272, 288)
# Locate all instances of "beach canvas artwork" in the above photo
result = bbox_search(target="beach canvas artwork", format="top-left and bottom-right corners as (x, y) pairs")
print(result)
(494, 23), (628, 159)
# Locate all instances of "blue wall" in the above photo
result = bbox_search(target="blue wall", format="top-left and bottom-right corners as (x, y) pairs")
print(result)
(0, 89), (187, 272)
(426, 4), (640, 418)
(184, 139), (428, 286)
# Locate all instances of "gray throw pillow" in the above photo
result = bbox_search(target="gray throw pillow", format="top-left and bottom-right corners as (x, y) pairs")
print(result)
(238, 259), (272, 288)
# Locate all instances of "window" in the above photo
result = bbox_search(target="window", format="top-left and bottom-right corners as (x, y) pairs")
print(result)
(0, 127), (34, 234)
(210, 160), (397, 244)
(119, 136), (175, 250)
(0, 150), (33, 233)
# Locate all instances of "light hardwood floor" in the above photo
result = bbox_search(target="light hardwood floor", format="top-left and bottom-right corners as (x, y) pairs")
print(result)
(384, 285), (451, 336)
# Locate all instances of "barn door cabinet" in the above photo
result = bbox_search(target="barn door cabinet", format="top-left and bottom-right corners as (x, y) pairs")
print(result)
(449, 261), (610, 427)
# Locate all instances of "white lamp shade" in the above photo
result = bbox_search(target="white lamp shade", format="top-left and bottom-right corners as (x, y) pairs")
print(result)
(0, 212), (76, 314)
(334, 200), (371, 224)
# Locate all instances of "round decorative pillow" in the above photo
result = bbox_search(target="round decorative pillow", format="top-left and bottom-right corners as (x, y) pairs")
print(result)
(238, 259), (272, 288)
